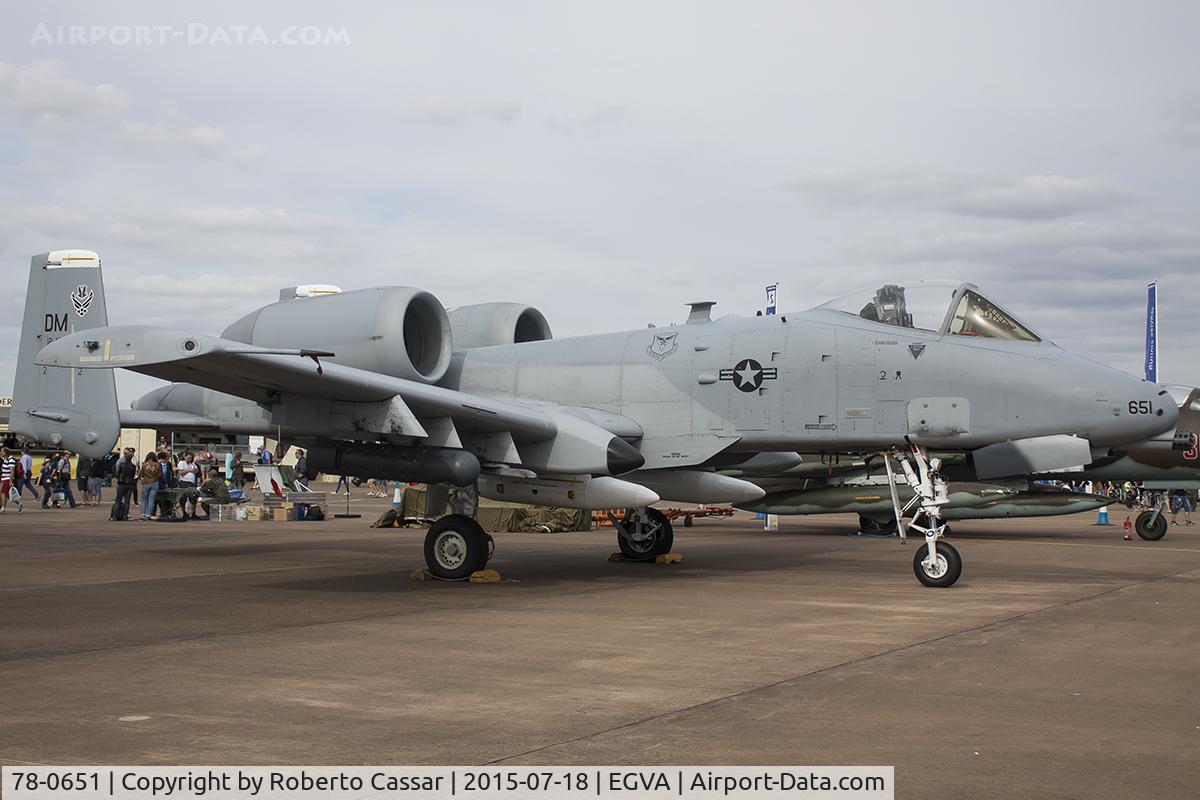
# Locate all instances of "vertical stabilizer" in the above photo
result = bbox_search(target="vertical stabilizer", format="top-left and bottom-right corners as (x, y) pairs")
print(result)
(11, 251), (120, 457)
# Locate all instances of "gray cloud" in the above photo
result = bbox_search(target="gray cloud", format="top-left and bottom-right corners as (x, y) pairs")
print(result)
(1, 204), (90, 234)
(546, 104), (630, 135)
(0, 59), (127, 124)
(848, 221), (1200, 272)
(163, 207), (344, 234)
(94, 207), (351, 264)
(0, 59), (260, 163)
(118, 117), (264, 163)
(392, 99), (522, 126)
(786, 170), (1132, 220)
(1162, 92), (1200, 147)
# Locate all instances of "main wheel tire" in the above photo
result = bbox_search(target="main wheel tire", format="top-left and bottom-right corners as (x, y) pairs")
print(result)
(1135, 511), (1168, 541)
(913, 540), (962, 588)
(859, 515), (898, 536)
(616, 508), (674, 561)
(424, 515), (489, 580)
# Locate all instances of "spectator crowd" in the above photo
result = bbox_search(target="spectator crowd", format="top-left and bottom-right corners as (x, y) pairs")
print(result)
(0, 444), (295, 522)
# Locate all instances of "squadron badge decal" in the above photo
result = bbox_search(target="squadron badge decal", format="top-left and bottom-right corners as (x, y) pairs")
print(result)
(647, 331), (679, 360)
(720, 358), (778, 392)
(70, 284), (94, 317)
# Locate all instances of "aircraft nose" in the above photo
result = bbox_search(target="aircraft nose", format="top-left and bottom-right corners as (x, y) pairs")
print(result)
(1135, 380), (1178, 429)
(1091, 369), (1178, 446)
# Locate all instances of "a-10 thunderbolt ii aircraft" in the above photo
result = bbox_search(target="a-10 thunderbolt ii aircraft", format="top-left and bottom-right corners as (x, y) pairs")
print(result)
(16, 251), (1180, 586)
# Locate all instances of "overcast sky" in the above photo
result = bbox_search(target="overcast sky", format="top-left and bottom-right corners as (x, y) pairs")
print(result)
(2, 1), (1199, 406)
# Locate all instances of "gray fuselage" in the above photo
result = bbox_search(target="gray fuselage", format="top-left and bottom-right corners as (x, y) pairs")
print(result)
(443, 308), (1168, 467)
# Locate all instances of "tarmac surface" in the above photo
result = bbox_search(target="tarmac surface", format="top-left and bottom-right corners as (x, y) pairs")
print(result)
(1, 496), (1198, 799)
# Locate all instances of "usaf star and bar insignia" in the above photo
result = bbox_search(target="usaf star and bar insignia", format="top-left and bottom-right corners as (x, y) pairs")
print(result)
(720, 358), (778, 392)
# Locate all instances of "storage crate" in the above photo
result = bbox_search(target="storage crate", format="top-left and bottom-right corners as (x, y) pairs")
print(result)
(207, 504), (236, 521)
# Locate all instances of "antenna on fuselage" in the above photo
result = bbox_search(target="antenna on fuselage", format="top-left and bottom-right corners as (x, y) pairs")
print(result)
(686, 302), (715, 324)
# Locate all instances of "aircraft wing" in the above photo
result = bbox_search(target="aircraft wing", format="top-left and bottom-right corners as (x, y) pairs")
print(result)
(37, 325), (556, 442)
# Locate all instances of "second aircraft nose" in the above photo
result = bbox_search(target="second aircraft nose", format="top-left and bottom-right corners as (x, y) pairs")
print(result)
(1090, 371), (1178, 446)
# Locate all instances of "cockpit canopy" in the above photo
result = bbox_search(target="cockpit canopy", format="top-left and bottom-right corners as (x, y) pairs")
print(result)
(813, 281), (1041, 342)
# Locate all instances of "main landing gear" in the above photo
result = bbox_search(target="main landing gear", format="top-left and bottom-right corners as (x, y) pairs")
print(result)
(421, 484), (494, 580)
(884, 440), (963, 588)
(611, 507), (674, 561)
(424, 515), (491, 580)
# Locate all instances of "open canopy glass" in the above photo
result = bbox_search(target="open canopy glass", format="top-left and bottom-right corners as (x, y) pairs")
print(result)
(812, 281), (1041, 342)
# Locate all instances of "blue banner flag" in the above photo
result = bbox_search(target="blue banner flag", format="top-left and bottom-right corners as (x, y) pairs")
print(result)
(765, 283), (778, 316)
(1144, 282), (1158, 383)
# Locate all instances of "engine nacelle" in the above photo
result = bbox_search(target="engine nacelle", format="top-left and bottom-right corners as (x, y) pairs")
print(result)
(447, 302), (552, 350)
(222, 286), (453, 384)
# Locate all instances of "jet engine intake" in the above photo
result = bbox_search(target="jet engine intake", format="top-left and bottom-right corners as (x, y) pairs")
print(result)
(222, 286), (453, 384)
(447, 302), (552, 350)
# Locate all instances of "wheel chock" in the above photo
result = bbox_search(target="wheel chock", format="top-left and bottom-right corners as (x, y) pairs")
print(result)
(609, 552), (627, 562)
(655, 553), (684, 564)
(410, 568), (435, 581)
(469, 568), (502, 583)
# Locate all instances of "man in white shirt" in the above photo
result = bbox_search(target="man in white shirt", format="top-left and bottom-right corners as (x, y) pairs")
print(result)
(177, 452), (200, 518)
(0, 448), (19, 513)
(177, 452), (199, 485)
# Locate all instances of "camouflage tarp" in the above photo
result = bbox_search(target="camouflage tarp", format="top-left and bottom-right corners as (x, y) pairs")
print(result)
(398, 485), (590, 532)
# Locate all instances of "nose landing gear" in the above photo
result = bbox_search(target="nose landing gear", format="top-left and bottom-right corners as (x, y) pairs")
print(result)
(884, 440), (963, 588)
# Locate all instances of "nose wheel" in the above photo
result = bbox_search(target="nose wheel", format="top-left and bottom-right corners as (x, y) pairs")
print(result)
(913, 540), (962, 587)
